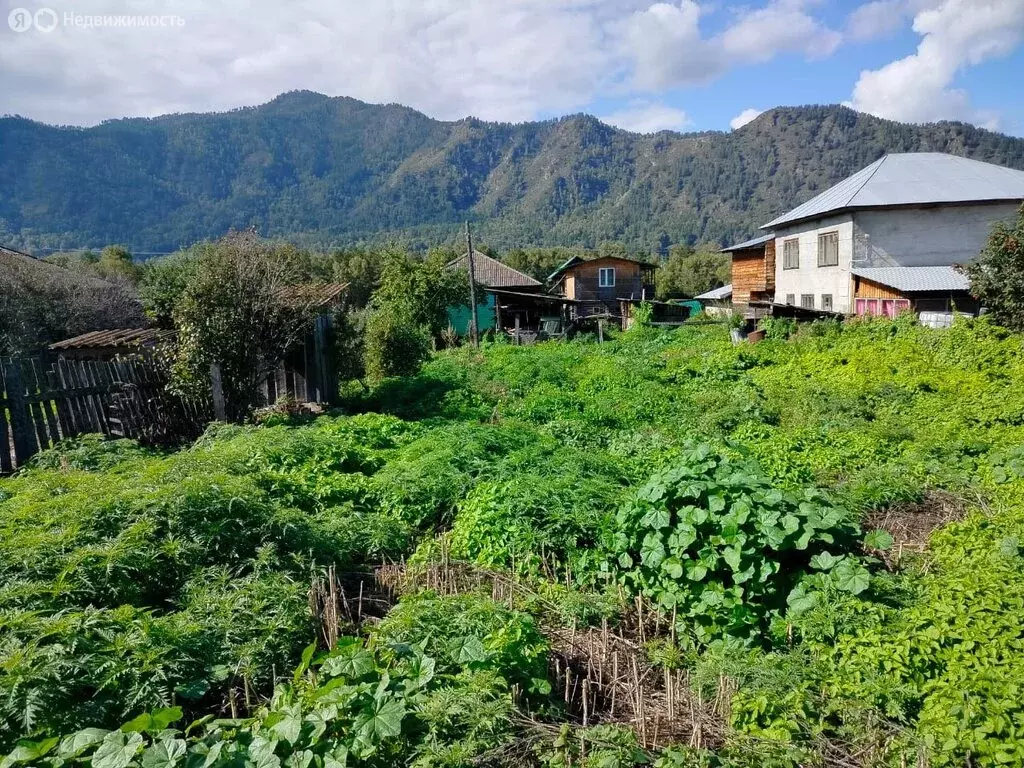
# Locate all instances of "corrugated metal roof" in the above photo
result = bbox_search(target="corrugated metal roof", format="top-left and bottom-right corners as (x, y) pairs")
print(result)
(50, 328), (175, 351)
(695, 284), (732, 300)
(447, 251), (541, 288)
(721, 234), (773, 252)
(763, 153), (1024, 229)
(852, 266), (970, 292)
(278, 283), (349, 308)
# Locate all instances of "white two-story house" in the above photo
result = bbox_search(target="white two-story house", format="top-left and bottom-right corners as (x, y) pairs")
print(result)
(763, 153), (1024, 317)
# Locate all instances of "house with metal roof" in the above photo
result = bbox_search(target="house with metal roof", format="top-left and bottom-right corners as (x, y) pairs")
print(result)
(759, 153), (1024, 317)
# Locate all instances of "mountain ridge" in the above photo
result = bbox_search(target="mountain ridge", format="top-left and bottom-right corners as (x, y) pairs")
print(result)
(2, 93), (1024, 255)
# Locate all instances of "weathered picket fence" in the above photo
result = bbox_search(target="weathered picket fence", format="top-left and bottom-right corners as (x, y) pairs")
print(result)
(1, 355), (210, 472)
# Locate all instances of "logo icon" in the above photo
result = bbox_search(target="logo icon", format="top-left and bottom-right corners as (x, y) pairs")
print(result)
(34, 7), (57, 32)
(8, 7), (33, 31)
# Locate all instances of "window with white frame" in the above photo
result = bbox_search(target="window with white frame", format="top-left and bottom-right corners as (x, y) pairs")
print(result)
(783, 239), (800, 269)
(800, 294), (814, 309)
(821, 294), (833, 311)
(817, 231), (839, 267)
(598, 267), (615, 288)
(785, 293), (795, 305)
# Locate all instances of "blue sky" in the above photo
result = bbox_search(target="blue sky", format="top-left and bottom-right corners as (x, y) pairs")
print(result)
(2, 0), (1023, 135)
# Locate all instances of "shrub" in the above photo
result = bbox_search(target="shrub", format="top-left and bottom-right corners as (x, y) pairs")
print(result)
(606, 444), (864, 643)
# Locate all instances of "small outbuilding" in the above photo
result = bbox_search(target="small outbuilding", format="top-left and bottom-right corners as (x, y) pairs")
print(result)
(445, 251), (543, 336)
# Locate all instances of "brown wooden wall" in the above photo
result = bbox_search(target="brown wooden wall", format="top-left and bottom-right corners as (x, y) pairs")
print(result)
(764, 240), (776, 292)
(852, 276), (905, 300)
(561, 257), (653, 301)
(731, 244), (773, 305)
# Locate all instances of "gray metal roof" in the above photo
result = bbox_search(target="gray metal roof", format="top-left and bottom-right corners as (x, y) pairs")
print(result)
(763, 153), (1024, 229)
(721, 234), (773, 252)
(852, 266), (970, 293)
(695, 284), (732, 300)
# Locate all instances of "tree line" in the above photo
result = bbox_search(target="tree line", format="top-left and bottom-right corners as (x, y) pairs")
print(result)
(10, 203), (1022, 421)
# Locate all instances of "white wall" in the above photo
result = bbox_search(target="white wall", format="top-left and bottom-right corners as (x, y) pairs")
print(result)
(772, 213), (854, 312)
(852, 203), (1018, 268)
(771, 202), (1019, 314)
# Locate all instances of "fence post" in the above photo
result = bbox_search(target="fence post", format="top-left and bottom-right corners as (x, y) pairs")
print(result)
(210, 363), (227, 421)
(3, 360), (35, 466)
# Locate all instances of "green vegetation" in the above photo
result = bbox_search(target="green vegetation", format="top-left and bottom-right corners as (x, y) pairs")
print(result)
(363, 250), (468, 381)
(4, 316), (1024, 766)
(655, 245), (730, 300)
(962, 203), (1024, 332)
(165, 231), (322, 420)
(0, 247), (143, 356)
(5, 98), (1024, 254)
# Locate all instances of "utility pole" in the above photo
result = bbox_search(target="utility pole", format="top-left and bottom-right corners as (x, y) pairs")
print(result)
(465, 221), (480, 348)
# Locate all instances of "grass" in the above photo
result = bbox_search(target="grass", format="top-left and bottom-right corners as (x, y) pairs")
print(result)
(3, 315), (1024, 766)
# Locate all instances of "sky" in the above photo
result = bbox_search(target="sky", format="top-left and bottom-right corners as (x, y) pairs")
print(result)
(1, 0), (1023, 135)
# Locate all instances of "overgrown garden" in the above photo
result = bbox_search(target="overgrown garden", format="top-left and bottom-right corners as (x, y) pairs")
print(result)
(3, 315), (1024, 766)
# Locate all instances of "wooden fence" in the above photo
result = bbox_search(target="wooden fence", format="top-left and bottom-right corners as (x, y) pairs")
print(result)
(1, 356), (210, 473)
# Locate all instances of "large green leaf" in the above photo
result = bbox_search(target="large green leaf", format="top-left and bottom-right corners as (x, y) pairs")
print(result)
(247, 737), (281, 768)
(449, 635), (487, 664)
(640, 506), (671, 530)
(321, 647), (376, 680)
(58, 729), (110, 759)
(353, 698), (406, 753)
(640, 534), (665, 568)
(863, 529), (894, 551)
(661, 557), (684, 579)
(267, 704), (304, 745)
(4, 738), (59, 766)
(722, 545), (743, 571)
(834, 560), (871, 595)
(93, 731), (144, 768)
(809, 551), (842, 571)
(140, 737), (186, 768)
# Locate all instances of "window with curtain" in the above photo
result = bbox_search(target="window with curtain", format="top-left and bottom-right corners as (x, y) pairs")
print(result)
(783, 239), (800, 269)
(817, 231), (839, 267)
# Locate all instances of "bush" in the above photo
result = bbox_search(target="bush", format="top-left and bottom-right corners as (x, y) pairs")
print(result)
(606, 444), (864, 643)
(364, 309), (432, 381)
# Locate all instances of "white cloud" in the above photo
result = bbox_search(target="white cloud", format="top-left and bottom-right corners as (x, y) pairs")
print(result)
(850, 0), (1024, 126)
(730, 108), (764, 130)
(622, 0), (842, 90)
(600, 101), (691, 133)
(0, 0), (619, 125)
(0, 0), (844, 127)
(846, 0), (910, 41)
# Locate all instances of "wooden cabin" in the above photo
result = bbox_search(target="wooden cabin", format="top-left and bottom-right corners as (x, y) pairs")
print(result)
(548, 256), (656, 319)
(721, 234), (774, 315)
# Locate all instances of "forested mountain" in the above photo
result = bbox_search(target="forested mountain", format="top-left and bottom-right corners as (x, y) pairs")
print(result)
(3, 92), (1024, 255)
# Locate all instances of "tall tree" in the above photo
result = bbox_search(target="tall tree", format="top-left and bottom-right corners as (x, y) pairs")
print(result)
(961, 204), (1024, 332)
(171, 231), (319, 421)
(656, 245), (730, 299)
